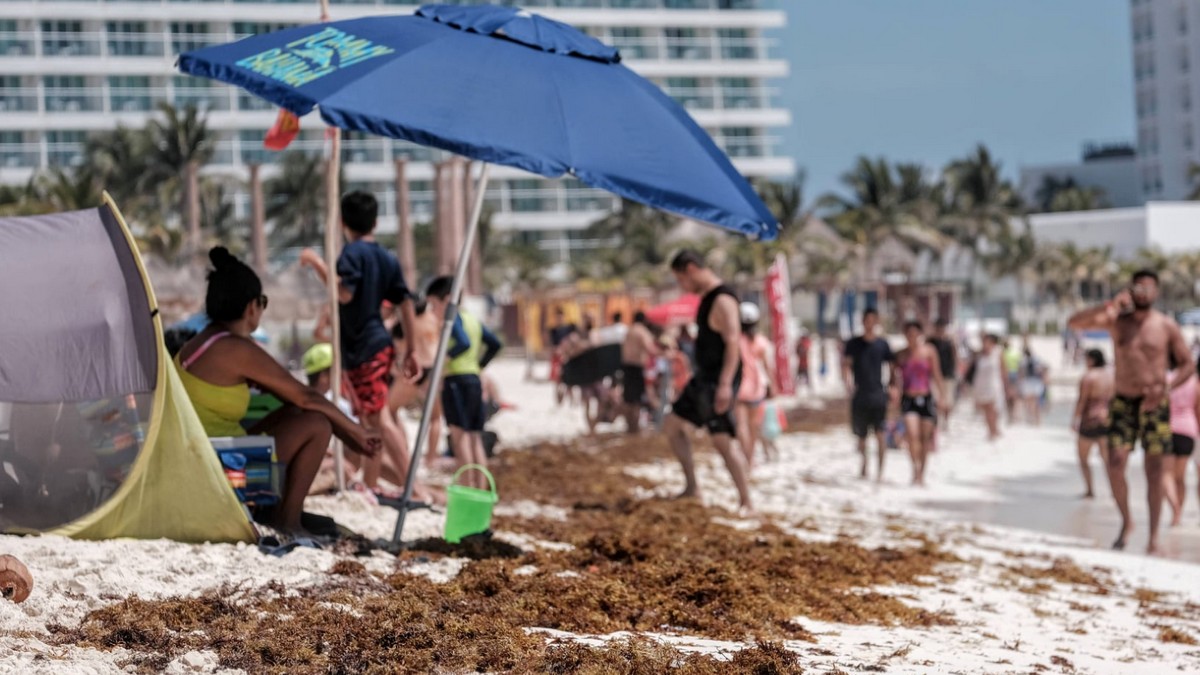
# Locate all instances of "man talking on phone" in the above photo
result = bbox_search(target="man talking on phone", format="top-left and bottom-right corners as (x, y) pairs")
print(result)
(1069, 269), (1192, 553)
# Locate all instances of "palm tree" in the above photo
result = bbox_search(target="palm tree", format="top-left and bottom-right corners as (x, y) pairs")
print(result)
(33, 167), (103, 212)
(819, 156), (943, 288)
(580, 198), (677, 285)
(144, 103), (217, 257)
(265, 151), (327, 249)
(939, 144), (1024, 308)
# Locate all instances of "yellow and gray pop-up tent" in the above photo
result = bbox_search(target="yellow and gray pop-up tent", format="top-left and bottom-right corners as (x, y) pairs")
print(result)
(0, 195), (255, 543)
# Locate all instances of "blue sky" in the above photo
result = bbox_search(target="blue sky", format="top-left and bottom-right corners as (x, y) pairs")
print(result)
(773, 0), (1134, 199)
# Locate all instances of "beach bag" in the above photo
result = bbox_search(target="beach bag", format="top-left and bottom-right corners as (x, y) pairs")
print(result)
(761, 401), (786, 440)
(211, 436), (283, 507)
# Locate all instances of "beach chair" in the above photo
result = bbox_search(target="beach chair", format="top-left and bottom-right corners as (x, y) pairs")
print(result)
(210, 436), (283, 507)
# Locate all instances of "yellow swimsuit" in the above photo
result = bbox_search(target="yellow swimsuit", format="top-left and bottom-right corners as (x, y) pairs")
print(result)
(175, 332), (250, 437)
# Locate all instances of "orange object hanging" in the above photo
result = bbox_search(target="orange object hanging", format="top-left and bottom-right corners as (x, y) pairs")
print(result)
(263, 109), (301, 151)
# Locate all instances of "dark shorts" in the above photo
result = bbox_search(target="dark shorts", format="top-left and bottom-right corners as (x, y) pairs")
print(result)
(1108, 395), (1171, 455)
(901, 394), (937, 422)
(1173, 434), (1195, 457)
(347, 346), (394, 417)
(850, 397), (887, 439)
(672, 376), (740, 437)
(442, 374), (486, 432)
(621, 364), (646, 405)
(1079, 424), (1109, 440)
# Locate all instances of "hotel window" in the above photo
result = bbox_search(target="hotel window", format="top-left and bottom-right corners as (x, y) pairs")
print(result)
(1184, 83), (1192, 112)
(721, 127), (760, 157)
(232, 22), (294, 38)
(1180, 3), (1189, 34)
(666, 77), (705, 109)
(1182, 45), (1191, 73)
(718, 28), (755, 60)
(609, 27), (650, 60)
(0, 131), (33, 168)
(0, 76), (34, 113)
(665, 28), (708, 60)
(0, 19), (32, 57)
(172, 75), (229, 111)
(44, 75), (98, 113)
(41, 21), (97, 57)
(720, 77), (756, 108)
(107, 21), (161, 57)
(109, 76), (153, 112)
(1184, 123), (1194, 151)
(171, 23), (212, 55)
(46, 130), (87, 166)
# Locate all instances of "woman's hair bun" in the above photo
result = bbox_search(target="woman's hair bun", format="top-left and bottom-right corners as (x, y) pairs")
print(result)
(209, 246), (234, 270)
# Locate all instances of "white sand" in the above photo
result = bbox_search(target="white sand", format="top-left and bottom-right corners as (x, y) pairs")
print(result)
(4, 346), (1200, 673)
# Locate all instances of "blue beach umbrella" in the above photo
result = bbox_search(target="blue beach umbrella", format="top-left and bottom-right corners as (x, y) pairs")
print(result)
(177, 3), (779, 543)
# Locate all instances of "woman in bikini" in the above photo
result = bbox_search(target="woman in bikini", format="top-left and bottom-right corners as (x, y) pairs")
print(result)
(1071, 349), (1113, 499)
(176, 248), (379, 533)
(894, 321), (946, 486)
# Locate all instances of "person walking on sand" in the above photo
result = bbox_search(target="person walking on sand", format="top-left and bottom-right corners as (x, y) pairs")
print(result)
(929, 318), (958, 429)
(736, 302), (775, 471)
(1019, 342), (1048, 427)
(1165, 354), (1200, 527)
(1071, 349), (1113, 499)
(842, 308), (895, 482)
(970, 334), (1008, 441)
(894, 321), (946, 486)
(662, 250), (753, 513)
(1068, 269), (1193, 553)
(795, 332), (812, 392)
(619, 311), (659, 434)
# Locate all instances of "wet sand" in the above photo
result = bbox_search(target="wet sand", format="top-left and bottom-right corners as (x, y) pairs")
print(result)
(926, 403), (1200, 560)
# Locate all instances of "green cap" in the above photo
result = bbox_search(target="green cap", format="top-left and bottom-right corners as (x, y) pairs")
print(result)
(302, 343), (334, 376)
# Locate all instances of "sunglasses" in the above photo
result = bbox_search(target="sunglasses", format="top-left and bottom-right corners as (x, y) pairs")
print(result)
(258, 294), (269, 310)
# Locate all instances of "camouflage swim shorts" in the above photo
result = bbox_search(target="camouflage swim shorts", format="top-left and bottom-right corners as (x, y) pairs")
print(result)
(1108, 395), (1171, 455)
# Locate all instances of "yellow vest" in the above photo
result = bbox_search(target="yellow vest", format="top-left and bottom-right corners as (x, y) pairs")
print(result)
(446, 312), (484, 377)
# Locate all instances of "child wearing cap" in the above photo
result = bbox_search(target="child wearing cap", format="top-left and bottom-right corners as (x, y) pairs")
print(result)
(736, 302), (775, 471)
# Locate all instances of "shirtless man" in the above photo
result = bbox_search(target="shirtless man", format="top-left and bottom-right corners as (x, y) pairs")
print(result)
(619, 311), (659, 433)
(662, 250), (753, 513)
(1071, 349), (1113, 499)
(1068, 270), (1193, 553)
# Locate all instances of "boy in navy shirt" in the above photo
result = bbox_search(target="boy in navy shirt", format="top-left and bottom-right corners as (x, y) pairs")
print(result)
(302, 191), (424, 498)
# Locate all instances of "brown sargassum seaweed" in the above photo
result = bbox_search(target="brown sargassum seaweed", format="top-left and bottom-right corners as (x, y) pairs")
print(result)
(51, 406), (957, 673)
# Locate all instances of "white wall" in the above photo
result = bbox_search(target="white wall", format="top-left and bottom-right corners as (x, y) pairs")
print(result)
(1027, 207), (1148, 258)
(1146, 202), (1200, 251)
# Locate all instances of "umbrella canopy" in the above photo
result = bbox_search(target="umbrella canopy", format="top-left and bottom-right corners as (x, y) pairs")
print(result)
(645, 294), (701, 327)
(177, 3), (778, 240)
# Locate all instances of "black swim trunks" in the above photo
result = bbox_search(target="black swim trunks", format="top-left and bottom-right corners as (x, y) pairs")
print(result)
(1108, 395), (1171, 455)
(621, 364), (646, 405)
(850, 395), (888, 439)
(1173, 433), (1196, 457)
(1079, 423), (1109, 440)
(672, 376), (740, 437)
(442, 374), (486, 432)
(900, 394), (937, 422)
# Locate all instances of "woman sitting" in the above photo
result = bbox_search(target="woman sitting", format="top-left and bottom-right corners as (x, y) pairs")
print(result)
(176, 247), (379, 533)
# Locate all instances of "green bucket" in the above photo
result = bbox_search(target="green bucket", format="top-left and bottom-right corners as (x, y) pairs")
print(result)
(444, 464), (498, 543)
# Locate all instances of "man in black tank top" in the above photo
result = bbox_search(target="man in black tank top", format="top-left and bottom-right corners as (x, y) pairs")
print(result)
(663, 250), (753, 513)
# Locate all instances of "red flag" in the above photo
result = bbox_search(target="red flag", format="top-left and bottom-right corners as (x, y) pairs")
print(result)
(765, 254), (795, 396)
(263, 109), (300, 151)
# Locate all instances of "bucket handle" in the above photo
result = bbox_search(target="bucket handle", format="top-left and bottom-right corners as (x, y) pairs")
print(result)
(450, 464), (497, 496)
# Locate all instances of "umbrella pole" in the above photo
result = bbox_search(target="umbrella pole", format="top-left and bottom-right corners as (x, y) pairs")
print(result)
(391, 162), (492, 544)
(325, 129), (346, 493)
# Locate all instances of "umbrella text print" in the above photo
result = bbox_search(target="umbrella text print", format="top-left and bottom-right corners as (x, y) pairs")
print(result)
(236, 27), (394, 87)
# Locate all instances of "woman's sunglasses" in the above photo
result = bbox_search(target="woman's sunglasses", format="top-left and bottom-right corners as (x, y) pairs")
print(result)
(258, 294), (269, 310)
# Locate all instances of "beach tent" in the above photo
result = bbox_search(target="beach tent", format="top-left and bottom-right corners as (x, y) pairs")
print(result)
(0, 195), (256, 544)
